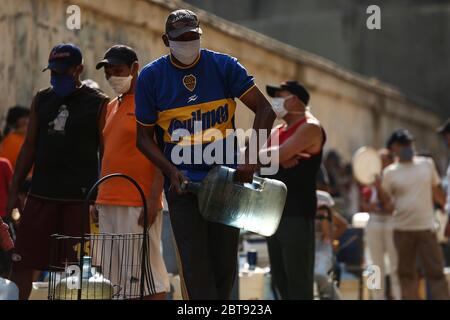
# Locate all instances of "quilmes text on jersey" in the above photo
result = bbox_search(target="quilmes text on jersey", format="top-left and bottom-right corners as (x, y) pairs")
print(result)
(167, 105), (280, 175)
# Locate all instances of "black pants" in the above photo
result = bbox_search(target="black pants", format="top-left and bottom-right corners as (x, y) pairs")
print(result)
(167, 191), (240, 300)
(267, 215), (315, 300)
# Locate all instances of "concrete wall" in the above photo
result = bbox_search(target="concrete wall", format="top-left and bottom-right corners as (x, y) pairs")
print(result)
(0, 0), (446, 167)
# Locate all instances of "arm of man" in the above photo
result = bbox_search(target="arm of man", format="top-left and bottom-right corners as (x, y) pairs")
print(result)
(90, 98), (109, 223)
(430, 159), (446, 209)
(259, 122), (321, 167)
(277, 123), (322, 163)
(360, 196), (379, 213)
(97, 99), (109, 161)
(6, 94), (39, 217)
(135, 68), (187, 194)
(376, 175), (395, 214)
(236, 86), (276, 182)
(432, 184), (446, 209)
(332, 210), (349, 240)
(136, 124), (186, 194)
(138, 166), (164, 227)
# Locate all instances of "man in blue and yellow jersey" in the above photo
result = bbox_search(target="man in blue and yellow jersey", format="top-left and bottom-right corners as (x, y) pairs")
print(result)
(135, 9), (275, 299)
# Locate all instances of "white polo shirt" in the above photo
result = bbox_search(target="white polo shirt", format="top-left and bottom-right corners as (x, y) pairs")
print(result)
(382, 156), (440, 231)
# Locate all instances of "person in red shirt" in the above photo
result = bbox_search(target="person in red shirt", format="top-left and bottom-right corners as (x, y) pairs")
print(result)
(0, 158), (13, 219)
(0, 157), (13, 278)
(260, 80), (326, 300)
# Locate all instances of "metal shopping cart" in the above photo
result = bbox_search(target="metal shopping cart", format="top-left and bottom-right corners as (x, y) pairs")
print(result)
(48, 173), (154, 300)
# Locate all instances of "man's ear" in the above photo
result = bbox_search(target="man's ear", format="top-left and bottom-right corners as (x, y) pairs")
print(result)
(285, 95), (299, 110)
(162, 34), (169, 47)
(294, 96), (307, 110)
(132, 61), (140, 75)
(75, 64), (84, 76)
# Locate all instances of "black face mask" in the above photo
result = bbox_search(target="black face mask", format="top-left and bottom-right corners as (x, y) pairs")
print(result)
(398, 146), (414, 161)
(51, 73), (77, 97)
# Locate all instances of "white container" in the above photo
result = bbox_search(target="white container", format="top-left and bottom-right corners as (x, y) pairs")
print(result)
(352, 212), (370, 229)
(0, 277), (19, 300)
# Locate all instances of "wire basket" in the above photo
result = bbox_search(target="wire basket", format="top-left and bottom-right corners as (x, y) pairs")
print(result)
(47, 173), (154, 300)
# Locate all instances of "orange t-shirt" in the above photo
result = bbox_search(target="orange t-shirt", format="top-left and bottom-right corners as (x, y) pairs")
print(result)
(0, 132), (25, 169)
(96, 94), (163, 208)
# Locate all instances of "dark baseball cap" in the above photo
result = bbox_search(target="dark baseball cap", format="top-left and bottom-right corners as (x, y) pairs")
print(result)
(266, 80), (310, 105)
(96, 45), (138, 70)
(386, 128), (415, 148)
(437, 118), (450, 134)
(42, 43), (83, 72)
(165, 9), (203, 39)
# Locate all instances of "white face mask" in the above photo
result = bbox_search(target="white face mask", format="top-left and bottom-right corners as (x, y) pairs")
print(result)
(169, 39), (200, 65)
(107, 75), (132, 95)
(271, 96), (293, 119)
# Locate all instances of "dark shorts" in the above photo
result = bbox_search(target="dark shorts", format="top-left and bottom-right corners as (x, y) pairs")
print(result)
(13, 195), (89, 271)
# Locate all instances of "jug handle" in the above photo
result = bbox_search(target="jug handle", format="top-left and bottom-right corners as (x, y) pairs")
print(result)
(233, 174), (265, 191)
(251, 176), (265, 191)
(180, 181), (201, 194)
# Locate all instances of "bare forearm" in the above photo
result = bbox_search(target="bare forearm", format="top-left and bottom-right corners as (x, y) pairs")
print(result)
(10, 145), (35, 195)
(252, 99), (275, 132)
(360, 200), (373, 213)
(332, 212), (349, 239)
(376, 186), (394, 214)
(433, 185), (446, 209)
(137, 134), (175, 178)
(148, 168), (164, 203)
(252, 100), (275, 153)
(240, 87), (275, 164)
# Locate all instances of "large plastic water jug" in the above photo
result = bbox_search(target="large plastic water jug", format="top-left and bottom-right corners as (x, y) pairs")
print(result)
(182, 166), (287, 236)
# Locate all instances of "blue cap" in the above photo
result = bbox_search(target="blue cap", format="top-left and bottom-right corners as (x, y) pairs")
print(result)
(42, 43), (83, 72)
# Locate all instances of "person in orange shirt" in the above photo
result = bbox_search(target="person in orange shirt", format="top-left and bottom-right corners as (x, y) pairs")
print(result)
(0, 106), (30, 170)
(95, 45), (169, 300)
(0, 106), (31, 215)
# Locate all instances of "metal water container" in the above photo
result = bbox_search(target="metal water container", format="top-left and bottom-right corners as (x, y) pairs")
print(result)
(182, 166), (287, 236)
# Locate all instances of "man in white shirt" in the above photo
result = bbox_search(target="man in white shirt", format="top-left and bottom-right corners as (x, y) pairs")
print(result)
(376, 129), (449, 300)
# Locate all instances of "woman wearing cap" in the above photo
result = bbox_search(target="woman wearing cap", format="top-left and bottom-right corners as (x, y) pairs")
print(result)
(260, 80), (326, 300)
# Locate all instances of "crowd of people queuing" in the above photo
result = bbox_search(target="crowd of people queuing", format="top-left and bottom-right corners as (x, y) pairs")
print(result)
(0, 8), (449, 301)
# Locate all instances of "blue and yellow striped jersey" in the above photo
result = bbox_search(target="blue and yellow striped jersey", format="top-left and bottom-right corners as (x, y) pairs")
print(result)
(135, 49), (255, 181)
